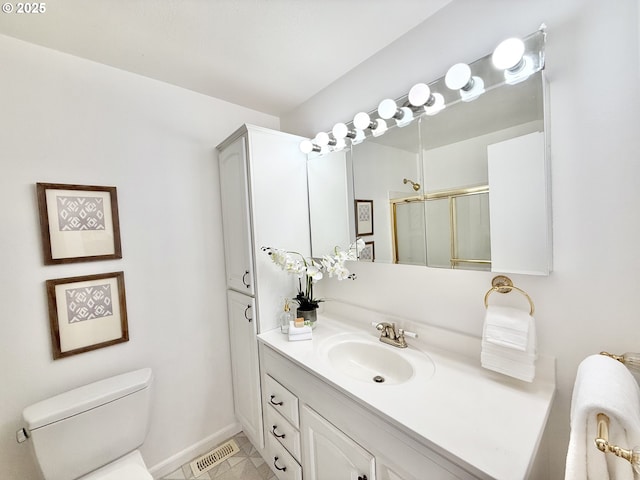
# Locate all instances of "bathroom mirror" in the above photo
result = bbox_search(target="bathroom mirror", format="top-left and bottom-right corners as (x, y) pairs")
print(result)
(307, 31), (552, 275)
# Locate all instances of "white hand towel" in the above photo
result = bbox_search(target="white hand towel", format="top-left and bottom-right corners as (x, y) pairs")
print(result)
(288, 322), (312, 335)
(481, 305), (536, 381)
(483, 305), (533, 351)
(565, 354), (640, 480)
(481, 341), (537, 364)
(288, 332), (312, 342)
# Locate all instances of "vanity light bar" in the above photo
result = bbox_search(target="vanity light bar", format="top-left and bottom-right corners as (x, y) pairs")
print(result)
(299, 26), (546, 156)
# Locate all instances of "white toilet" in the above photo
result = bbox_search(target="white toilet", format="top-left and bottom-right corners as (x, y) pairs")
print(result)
(22, 368), (154, 480)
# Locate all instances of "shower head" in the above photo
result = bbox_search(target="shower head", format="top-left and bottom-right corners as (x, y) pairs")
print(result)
(403, 178), (421, 192)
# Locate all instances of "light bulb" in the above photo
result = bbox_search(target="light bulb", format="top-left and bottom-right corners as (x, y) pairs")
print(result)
(332, 123), (349, 139)
(408, 83), (431, 107)
(396, 107), (413, 127)
(353, 112), (372, 131)
(445, 63), (484, 101)
(315, 132), (328, 145)
(315, 132), (336, 146)
(378, 99), (413, 127)
(492, 38), (526, 70)
(378, 99), (399, 120)
(425, 93), (446, 116)
(300, 140), (320, 154)
(460, 76), (485, 102)
(445, 63), (473, 90)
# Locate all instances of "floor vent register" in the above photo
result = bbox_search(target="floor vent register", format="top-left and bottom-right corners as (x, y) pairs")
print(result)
(190, 439), (240, 476)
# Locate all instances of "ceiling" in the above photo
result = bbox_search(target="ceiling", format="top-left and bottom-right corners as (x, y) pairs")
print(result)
(0, 0), (452, 116)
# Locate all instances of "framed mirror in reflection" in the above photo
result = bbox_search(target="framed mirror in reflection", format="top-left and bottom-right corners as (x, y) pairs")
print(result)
(307, 69), (551, 276)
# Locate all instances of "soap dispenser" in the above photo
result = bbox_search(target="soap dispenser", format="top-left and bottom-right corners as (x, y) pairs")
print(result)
(280, 299), (294, 334)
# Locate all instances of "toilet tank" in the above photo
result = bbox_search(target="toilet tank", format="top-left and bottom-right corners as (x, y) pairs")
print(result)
(22, 368), (153, 480)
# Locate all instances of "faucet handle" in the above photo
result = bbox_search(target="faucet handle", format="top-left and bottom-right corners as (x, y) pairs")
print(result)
(398, 328), (418, 339)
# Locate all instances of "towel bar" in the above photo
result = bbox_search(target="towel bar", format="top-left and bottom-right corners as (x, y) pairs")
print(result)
(483, 275), (535, 315)
(600, 351), (640, 374)
(595, 413), (640, 472)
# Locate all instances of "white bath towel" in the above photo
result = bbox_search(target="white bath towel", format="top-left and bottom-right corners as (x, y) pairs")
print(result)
(565, 354), (640, 480)
(481, 305), (536, 381)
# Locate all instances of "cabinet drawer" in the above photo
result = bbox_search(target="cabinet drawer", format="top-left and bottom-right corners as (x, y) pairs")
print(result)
(267, 432), (302, 480)
(264, 374), (299, 428)
(265, 404), (301, 462)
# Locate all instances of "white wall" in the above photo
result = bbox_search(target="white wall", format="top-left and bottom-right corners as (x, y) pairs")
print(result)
(282, 0), (640, 478)
(0, 34), (278, 480)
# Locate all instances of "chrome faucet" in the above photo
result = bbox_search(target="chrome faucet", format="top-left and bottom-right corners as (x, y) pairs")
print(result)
(374, 322), (417, 348)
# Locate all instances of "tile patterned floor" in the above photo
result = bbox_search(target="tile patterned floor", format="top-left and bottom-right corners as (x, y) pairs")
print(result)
(161, 432), (276, 480)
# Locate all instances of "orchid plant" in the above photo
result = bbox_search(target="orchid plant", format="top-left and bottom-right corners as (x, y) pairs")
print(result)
(262, 239), (365, 311)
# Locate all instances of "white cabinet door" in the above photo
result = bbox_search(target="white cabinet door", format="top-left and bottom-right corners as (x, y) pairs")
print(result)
(219, 136), (255, 294)
(227, 290), (263, 448)
(301, 405), (375, 480)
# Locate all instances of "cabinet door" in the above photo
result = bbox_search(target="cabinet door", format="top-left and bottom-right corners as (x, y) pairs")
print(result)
(219, 136), (255, 294)
(227, 290), (263, 448)
(301, 405), (375, 480)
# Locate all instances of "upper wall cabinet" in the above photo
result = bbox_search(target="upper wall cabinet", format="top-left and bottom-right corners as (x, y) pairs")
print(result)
(219, 135), (255, 294)
(306, 29), (552, 275)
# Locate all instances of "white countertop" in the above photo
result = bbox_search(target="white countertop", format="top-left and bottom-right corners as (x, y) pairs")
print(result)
(258, 308), (555, 480)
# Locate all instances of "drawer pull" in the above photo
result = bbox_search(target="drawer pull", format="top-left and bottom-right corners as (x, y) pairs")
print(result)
(358, 476), (368, 480)
(244, 305), (252, 322)
(270, 395), (283, 406)
(273, 456), (287, 472)
(242, 270), (251, 288)
(271, 425), (285, 438)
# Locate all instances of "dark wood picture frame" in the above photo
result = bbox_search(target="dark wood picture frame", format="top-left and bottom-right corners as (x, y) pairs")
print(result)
(359, 241), (375, 262)
(355, 199), (374, 236)
(46, 271), (129, 359)
(36, 183), (122, 265)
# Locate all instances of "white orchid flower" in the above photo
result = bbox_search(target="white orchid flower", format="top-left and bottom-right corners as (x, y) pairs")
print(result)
(306, 264), (324, 283)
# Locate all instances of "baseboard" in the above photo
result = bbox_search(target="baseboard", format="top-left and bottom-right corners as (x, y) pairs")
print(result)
(148, 422), (242, 479)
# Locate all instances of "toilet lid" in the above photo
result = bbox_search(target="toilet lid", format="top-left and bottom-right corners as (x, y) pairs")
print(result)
(86, 463), (152, 480)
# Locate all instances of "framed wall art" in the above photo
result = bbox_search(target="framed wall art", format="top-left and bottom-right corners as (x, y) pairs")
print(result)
(359, 241), (375, 262)
(45, 271), (129, 359)
(36, 183), (122, 265)
(355, 199), (374, 236)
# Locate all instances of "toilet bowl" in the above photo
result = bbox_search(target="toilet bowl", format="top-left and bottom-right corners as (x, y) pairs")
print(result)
(81, 451), (152, 480)
(22, 368), (154, 480)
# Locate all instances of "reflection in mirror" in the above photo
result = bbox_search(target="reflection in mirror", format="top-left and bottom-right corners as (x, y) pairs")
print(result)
(351, 120), (421, 264)
(307, 149), (352, 255)
(308, 30), (551, 275)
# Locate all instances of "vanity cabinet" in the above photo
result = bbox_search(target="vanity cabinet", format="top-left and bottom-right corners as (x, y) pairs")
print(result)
(217, 124), (309, 451)
(262, 374), (302, 480)
(260, 343), (477, 480)
(301, 404), (375, 480)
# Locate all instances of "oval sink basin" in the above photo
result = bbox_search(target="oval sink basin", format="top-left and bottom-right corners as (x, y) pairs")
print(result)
(327, 339), (415, 385)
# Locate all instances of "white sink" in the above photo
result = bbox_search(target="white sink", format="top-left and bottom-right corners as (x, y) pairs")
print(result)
(321, 334), (435, 385)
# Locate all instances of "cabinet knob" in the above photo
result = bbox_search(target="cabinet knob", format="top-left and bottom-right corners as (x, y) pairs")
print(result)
(273, 456), (287, 472)
(271, 425), (285, 438)
(358, 476), (368, 480)
(269, 395), (283, 406)
(244, 305), (252, 322)
(242, 270), (251, 288)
